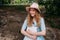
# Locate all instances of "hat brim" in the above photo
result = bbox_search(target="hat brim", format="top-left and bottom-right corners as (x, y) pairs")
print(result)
(26, 7), (41, 13)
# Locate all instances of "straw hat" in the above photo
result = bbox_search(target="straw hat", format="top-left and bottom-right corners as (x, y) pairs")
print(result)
(26, 2), (41, 13)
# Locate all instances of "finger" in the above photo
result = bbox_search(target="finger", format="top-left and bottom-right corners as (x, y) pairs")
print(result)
(28, 29), (30, 31)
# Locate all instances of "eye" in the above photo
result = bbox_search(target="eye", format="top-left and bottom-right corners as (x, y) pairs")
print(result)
(30, 8), (35, 11)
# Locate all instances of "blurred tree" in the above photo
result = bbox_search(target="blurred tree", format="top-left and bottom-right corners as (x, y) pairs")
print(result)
(2, 0), (10, 4)
(0, 0), (2, 5)
(38, 0), (60, 29)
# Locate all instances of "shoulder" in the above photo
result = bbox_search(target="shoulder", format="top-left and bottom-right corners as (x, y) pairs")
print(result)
(40, 17), (44, 20)
(24, 17), (28, 23)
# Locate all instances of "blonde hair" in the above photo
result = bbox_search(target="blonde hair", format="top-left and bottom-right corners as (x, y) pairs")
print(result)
(27, 11), (42, 27)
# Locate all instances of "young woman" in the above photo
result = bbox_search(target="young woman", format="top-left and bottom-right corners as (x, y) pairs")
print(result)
(21, 3), (46, 40)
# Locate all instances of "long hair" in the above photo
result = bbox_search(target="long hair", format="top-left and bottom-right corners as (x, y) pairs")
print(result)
(27, 9), (42, 27)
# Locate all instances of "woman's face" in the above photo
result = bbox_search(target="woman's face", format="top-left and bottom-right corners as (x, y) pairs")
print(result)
(29, 8), (36, 17)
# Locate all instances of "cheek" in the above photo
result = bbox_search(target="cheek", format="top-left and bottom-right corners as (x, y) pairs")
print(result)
(30, 12), (36, 16)
(30, 11), (35, 15)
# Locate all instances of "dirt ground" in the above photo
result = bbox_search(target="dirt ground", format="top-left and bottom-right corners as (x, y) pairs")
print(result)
(0, 7), (60, 40)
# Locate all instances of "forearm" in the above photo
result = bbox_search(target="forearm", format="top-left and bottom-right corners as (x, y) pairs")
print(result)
(21, 30), (32, 38)
(36, 31), (46, 36)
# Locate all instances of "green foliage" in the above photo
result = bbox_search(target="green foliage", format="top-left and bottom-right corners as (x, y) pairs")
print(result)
(2, 0), (10, 4)
(2, 0), (36, 5)
(38, 0), (60, 29)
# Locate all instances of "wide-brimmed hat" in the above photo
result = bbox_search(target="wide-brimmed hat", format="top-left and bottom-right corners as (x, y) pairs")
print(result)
(26, 2), (41, 13)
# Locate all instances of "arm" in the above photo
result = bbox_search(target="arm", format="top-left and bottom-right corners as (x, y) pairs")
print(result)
(21, 29), (32, 38)
(21, 29), (36, 39)
(35, 30), (46, 36)
(21, 19), (36, 39)
(21, 19), (31, 37)
(35, 18), (46, 36)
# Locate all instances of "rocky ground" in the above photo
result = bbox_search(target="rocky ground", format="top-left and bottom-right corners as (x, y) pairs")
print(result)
(0, 7), (60, 40)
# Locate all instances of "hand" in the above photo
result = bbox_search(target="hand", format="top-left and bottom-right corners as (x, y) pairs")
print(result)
(31, 35), (37, 40)
(26, 29), (37, 36)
